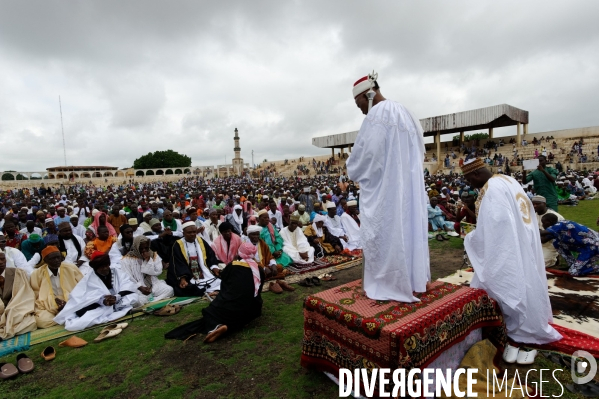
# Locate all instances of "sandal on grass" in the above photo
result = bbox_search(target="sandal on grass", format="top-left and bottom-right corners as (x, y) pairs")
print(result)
(298, 278), (313, 287)
(153, 304), (181, 316)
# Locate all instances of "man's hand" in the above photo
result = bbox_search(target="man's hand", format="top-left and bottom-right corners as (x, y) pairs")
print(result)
(341, 235), (348, 242)
(76, 260), (85, 267)
(537, 164), (545, 171)
(179, 277), (188, 289)
(334, 245), (342, 254)
(212, 267), (220, 277)
(313, 238), (320, 244)
(103, 295), (117, 306)
(299, 252), (309, 260)
(138, 286), (152, 295)
(55, 298), (66, 311)
(198, 226), (205, 234)
(141, 249), (151, 262)
(273, 250), (282, 258)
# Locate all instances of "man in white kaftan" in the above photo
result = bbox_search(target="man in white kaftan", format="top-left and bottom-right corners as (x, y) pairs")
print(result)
(339, 200), (361, 251)
(280, 216), (315, 264)
(0, 237), (38, 276)
(462, 159), (561, 345)
(323, 202), (350, 250)
(346, 74), (430, 302)
(54, 253), (140, 331)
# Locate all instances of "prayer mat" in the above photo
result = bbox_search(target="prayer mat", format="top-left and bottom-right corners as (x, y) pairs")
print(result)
(440, 270), (599, 357)
(301, 279), (506, 392)
(26, 296), (203, 347)
(0, 332), (31, 358)
(286, 253), (363, 275)
(547, 268), (599, 279)
(265, 257), (363, 290)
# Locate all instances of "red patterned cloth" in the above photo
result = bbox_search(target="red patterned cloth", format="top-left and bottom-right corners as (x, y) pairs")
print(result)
(301, 280), (506, 379)
(531, 324), (599, 358)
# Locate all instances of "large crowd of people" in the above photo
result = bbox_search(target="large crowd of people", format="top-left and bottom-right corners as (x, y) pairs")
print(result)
(0, 155), (597, 342)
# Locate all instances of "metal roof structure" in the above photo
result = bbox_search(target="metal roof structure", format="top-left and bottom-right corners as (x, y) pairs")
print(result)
(312, 104), (529, 148)
(419, 104), (528, 137)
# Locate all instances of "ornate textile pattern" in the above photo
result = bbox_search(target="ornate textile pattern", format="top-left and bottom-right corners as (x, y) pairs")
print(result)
(301, 280), (506, 382)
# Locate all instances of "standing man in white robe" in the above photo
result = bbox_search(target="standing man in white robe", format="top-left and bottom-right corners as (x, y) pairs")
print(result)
(461, 159), (561, 363)
(280, 215), (314, 264)
(346, 73), (430, 302)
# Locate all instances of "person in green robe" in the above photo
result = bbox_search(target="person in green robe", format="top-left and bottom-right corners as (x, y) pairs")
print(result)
(257, 210), (293, 267)
(522, 155), (559, 211)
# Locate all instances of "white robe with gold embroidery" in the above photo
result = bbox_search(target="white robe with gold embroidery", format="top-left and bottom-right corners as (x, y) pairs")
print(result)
(464, 175), (562, 344)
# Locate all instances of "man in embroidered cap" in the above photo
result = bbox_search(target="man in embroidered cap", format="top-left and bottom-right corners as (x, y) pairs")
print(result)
(346, 72), (430, 302)
(461, 159), (561, 364)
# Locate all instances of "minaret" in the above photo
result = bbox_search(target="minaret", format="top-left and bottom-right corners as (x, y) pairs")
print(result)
(232, 128), (243, 175)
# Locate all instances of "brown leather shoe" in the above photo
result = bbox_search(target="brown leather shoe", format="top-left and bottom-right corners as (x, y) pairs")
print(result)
(204, 324), (228, 343)
(269, 281), (283, 294)
(277, 280), (295, 292)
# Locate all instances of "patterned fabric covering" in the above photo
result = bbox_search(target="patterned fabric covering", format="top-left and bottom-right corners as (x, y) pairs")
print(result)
(301, 280), (506, 383)
(286, 253), (362, 274)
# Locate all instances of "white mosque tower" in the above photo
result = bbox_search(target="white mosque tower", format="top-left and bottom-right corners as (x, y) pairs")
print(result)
(232, 127), (244, 175)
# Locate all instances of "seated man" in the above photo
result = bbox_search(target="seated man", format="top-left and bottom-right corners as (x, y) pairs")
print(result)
(2, 222), (27, 249)
(167, 222), (221, 297)
(57, 222), (86, 267)
(541, 214), (599, 276)
(309, 202), (327, 223)
(165, 243), (265, 344)
(20, 220), (42, 237)
(120, 236), (173, 306)
(144, 218), (178, 266)
(20, 233), (47, 262)
(224, 205), (244, 235)
(304, 214), (343, 257)
(70, 215), (87, 238)
(0, 249), (38, 339)
(161, 210), (183, 238)
(200, 209), (221, 244)
(427, 197), (459, 237)
(244, 225), (284, 280)
(291, 204), (310, 229)
(54, 252), (140, 331)
(532, 196), (564, 267)
(211, 222), (242, 265)
(280, 215), (315, 264)
(339, 200), (362, 250)
(257, 210), (292, 267)
(30, 246), (84, 328)
(323, 201), (350, 249)
(0, 233), (39, 275)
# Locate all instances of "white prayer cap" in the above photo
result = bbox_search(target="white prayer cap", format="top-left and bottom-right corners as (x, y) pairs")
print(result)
(247, 225), (262, 234)
(45, 217), (54, 223)
(92, 209), (100, 216)
(143, 211), (152, 217)
(313, 214), (327, 223)
(119, 210), (126, 215)
(531, 195), (546, 203)
(181, 221), (195, 230)
(234, 204), (243, 210)
(262, 195), (269, 200)
(325, 201), (336, 209)
(347, 200), (358, 207)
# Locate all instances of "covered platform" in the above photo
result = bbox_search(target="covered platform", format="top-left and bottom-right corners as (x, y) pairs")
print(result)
(312, 104), (529, 163)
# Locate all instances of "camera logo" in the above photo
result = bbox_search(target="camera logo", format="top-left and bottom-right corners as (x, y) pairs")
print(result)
(571, 350), (597, 385)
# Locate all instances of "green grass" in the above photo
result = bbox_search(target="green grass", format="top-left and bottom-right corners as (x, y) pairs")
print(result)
(558, 199), (599, 228)
(0, 202), (596, 398)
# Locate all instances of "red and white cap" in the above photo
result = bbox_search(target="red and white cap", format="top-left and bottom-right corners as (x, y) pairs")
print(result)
(352, 71), (378, 98)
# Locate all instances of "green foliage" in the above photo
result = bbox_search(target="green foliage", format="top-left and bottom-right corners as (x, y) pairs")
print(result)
(452, 132), (490, 142)
(132, 150), (191, 169)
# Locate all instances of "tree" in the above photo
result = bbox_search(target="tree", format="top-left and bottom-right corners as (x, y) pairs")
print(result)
(133, 150), (192, 169)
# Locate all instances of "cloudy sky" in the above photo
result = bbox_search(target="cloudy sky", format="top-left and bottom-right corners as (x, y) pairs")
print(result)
(1, 1), (598, 171)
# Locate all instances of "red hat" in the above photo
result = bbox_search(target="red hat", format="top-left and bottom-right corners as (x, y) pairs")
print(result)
(352, 76), (372, 98)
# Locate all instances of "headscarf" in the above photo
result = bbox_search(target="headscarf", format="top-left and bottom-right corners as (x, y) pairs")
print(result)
(238, 242), (261, 297)
(232, 204), (244, 225)
(127, 235), (153, 259)
(312, 214), (326, 237)
(90, 211), (117, 237)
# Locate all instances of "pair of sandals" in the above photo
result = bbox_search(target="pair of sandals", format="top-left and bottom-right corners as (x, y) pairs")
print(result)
(299, 277), (321, 287)
(0, 354), (34, 379)
(435, 234), (450, 241)
(318, 273), (336, 281)
(94, 322), (128, 343)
